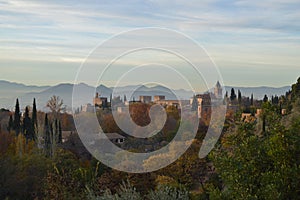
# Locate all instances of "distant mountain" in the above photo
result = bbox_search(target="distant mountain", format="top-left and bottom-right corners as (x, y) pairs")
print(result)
(0, 81), (193, 110)
(0, 80), (49, 98)
(0, 80), (292, 111)
(224, 86), (291, 100)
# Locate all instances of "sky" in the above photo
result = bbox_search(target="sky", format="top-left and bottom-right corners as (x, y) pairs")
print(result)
(0, 0), (300, 90)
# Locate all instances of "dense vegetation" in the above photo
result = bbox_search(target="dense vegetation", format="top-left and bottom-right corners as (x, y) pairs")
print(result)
(0, 78), (299, 199)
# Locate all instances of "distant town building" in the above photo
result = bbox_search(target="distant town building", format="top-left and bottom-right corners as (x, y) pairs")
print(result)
(139, 95), (152, 103)
(93, 92), (108, 107)
(190, 81), (224, 119)
(195, 93), (212, 119)
(154, 95), (166, 102)
(155, 100), (180, 107)
(214, 81), (223, 99)
(81, 103), (94, 113)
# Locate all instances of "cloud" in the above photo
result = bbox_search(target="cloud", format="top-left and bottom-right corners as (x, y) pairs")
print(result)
(0, 0), (299, 87)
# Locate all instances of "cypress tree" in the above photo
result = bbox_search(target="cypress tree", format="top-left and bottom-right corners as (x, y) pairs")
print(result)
(32, 98), (37, 127)
(263, 95), (268, 103)
(250, 94), (254, 106)
(238, 90), (242, 105)
(273, 95), (279, 105)
(14, 98), (21, 135)
(58, 120), (62, 144)
(23, 106), (33, 140)
(230, 88), (237, 102)
(49, 122), (54, 157)
(44, 114), (51, 156)
(54, 119), (58, 143)
(7, 115), (13, 132)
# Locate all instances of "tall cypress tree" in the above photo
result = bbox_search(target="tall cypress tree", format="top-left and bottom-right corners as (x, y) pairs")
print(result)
(238, 90), (242, 105)
(23, 106), (33, 140)
(250, 93), (254, 106)
(230, 88), (237, 102)
(54, 119), (58, 143)
(58, 120), (62, 144)
(7, 115), (13, 132)
(14, 98), (21, 135)
(32, 98), (37, 131)
(263, 95), (268, 103)
(44, 114), (51, 156)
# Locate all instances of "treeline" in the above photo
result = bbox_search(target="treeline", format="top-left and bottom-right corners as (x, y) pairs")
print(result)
(7, 98), (37, 141)
(0, 78), (299, 199)
(3, 96), (71, 158)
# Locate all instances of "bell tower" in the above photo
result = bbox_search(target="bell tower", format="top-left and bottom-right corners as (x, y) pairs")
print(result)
(214, 81), (222, 99)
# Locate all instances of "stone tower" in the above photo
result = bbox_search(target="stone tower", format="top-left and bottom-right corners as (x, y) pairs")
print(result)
(214, 81), (222, 99)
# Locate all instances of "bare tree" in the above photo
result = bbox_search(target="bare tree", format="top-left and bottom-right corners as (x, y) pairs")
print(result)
(46, 95), (65, 118)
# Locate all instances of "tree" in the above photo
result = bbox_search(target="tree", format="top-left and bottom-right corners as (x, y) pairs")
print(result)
(230, 88), (236, 102)
(13, 98), (21, 135)
(250, 93), (254, 106)
(44, 114), (51, 157)
(208, 99), (300, 199)
(7, 115), (13, 132)
(32, 98), (38, 135)
(273, 95), (279, 105)
(58, 121), (62, 144)
(46, 95), (65, 119)
(23, 106), (34, 141)
(124, 95), (127, 102)
(238, 90), (242, 105)
(291, 77), (300, 100)
(263, 94), (268, 102)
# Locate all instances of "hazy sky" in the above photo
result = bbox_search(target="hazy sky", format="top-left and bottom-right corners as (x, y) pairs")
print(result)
(0, 0), (299, 89)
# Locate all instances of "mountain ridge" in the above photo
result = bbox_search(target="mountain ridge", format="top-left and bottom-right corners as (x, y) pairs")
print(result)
(0, 80), (291, 110)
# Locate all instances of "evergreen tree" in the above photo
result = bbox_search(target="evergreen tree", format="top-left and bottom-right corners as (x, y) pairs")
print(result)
(230, 88), (237, 102)
(273, 95), (279, 105)
(58, 121), (62, 144)
(23, 106), (34, 141)
(238, 90), (242, 105)
(263, 94), (268, 103)
(13, 98), (21, 135)
(44, 114), (51, 156)
(7, 115), (13, 132)
(291, 77), (300, 100)
(250, 93), (254, 106)
(32, 98), (37, 132)
(49, 122), (54, 157)
(54, 119), (58, 143)
(124, 95), (127, 102)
